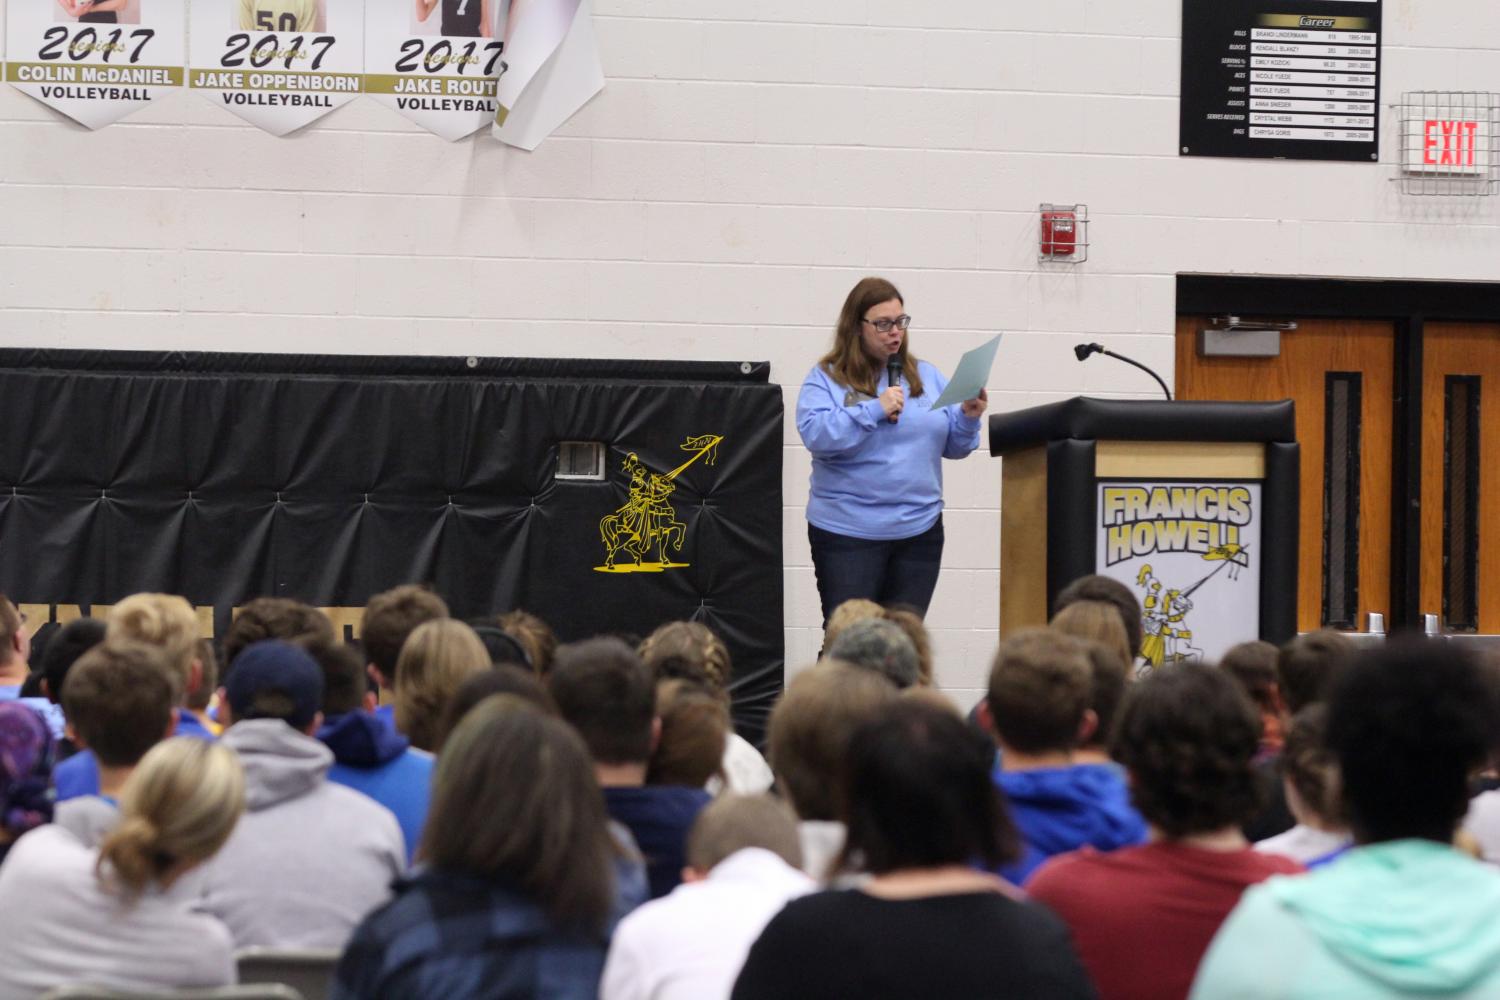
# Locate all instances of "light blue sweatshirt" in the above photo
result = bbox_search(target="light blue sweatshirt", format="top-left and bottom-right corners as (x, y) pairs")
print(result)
(797, 360), (981, 541)
(1191, 839), (1500, 999)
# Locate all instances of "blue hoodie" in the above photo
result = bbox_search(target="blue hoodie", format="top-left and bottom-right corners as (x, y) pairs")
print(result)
(1192, 840), (1500, 999)
(797, 361), (982, 541)
(318, 712), (433, 864)
(994, 763), (1148, 884)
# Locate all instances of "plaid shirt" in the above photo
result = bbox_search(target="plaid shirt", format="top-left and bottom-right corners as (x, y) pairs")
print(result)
(331, 868), (608, 1000)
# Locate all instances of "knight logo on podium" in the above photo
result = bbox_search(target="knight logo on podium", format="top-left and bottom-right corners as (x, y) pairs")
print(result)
(1097, 482), (1261, 675)
(990, 397), (1298, 673)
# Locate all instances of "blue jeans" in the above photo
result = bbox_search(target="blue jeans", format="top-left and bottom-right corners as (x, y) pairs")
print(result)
(808, 516), (945, 625)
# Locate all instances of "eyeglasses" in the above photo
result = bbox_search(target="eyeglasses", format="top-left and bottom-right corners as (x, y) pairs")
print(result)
(862, 315), (911, 333)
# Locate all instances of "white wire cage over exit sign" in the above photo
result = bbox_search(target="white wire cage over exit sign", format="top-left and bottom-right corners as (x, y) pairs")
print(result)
(1396, 91), (1499, 196)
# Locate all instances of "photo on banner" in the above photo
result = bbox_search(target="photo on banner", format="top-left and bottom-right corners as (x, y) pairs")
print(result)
(5, 0), (185, 128)
(1094, 481), (1262, 676)
(187, 0), (362, 135)
(365, 0), (507, 141)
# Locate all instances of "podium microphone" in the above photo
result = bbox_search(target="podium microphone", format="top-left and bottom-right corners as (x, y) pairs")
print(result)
(887, 355), (903, 422)
(1074, 342), (1172, 401)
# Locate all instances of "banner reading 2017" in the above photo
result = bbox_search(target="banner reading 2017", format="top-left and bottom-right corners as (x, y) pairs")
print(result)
(188, 0), (363, 135)
(364, 0), (506, 141)
(4, 0), (185, 128)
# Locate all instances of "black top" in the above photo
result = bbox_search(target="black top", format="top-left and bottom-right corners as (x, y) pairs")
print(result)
(731, 889), (1098, 1000)
(441, 0), (483, 37)
(79, 8), (117, 21)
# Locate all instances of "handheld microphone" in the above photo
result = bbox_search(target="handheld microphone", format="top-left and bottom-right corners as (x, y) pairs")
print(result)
(886, 356), (903, 422)
(1073, 342), (1172, 400)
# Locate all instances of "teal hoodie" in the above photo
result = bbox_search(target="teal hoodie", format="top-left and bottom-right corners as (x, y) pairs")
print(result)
(1191, 840), (1500, 999)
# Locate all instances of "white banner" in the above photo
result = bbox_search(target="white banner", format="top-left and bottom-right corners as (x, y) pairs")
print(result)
(188, 0), (363, 135)
(490, 0), (601, 150)
(5, 0), (185, 129)
(1095, 481), (1262, 676)
(364, 0), (505, 141)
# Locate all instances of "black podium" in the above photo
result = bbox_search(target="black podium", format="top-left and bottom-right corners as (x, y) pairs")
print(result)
(989, 397), (1298, 671)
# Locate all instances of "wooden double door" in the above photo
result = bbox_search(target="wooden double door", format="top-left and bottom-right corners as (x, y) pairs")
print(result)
(1177, 317), (1500, 635)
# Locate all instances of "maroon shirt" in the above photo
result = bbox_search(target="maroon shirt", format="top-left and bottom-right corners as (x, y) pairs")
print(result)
(1027, 842), (1303, 1000)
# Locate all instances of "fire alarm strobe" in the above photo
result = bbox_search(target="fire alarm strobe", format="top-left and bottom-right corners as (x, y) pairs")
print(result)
(1039, 204), (1089, 262)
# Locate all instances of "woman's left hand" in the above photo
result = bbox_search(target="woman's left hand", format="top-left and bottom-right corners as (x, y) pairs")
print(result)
(961, 388), (988, 419)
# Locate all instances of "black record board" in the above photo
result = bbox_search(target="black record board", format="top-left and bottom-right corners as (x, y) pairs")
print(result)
(1180, 0), (1381, 162)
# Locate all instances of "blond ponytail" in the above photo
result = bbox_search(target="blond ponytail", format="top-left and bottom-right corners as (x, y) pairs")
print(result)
(97, 738), (245, 895)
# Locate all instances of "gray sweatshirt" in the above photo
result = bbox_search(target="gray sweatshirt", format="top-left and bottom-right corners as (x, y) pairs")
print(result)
(199, 719), (406, 950)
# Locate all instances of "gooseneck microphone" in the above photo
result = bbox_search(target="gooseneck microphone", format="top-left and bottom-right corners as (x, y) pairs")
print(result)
(1074, 342), (1172, 400)
(886, 355), (903, 423)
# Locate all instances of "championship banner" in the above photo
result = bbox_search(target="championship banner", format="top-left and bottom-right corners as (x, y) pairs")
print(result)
(4, 0), (185, 129)
(364, 0), (505, 141)
(491, 0), (602, 150)
(188, 0), (363, 135)
(1096, 481), (1262, 676)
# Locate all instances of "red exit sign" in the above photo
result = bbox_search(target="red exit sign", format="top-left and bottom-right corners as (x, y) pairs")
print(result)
(1405, 112), (1491, 176)
(1424, 119), (1480, 166)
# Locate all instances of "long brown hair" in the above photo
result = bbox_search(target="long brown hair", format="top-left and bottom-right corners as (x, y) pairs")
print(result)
(422, 695), (616, 933)
(818, 277), (925, 399)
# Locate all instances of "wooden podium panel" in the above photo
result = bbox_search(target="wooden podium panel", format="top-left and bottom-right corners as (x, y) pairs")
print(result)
(991, 398), (1299, 665)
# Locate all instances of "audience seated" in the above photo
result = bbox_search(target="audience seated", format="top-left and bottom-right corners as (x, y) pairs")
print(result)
(1028, 663), (1302, 1000)
(0, 738), (244, 997)
(1193, 638), (1500, 999)
(649, 679), (730, 788)
(980, 628), (1146, 883)
(821, 598), (883, 650)
(0, 596), (68, 743)
(825, 618), (921, 689)
(551, 637), (711, 899)
(1053, 574), (1144, 666)
(312, 639), (435, 864)
(221, 596), (335, 670)
(469, 621), (534, 669)
(333, 696), (624, 1000)
(435, 664), (558, 750)
(639, 621), (774, 794)
(53, 641), (179, 847)
(1276, 630), (1356, 715)
(602, 794), (813, 1000)
(0, 701), (53, 866)
(200, 640), (405, 949)
(54, 594), (215, 801)
(881, 607), (935, 686)
(186, 638), (223, 736)
(765, 663), (898, 882)
(34, 616), (106, 750)
(1051, 600), (1134, 677)
(359, 584), (450, 724)
(1071, 641), (1129, 768)
(1220, 640), (1286, 757)
(1254, 705), (1352, 866)
(732, 698), (1095, 1000)
(497, 608), (558, 676)
(0, 596), (32, 701)
(392, 619), (491, 752)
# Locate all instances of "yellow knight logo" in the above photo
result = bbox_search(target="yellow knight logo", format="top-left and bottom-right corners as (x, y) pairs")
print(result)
(596, 434), (723, 573)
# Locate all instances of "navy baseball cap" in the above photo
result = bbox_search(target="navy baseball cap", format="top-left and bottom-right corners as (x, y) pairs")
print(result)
(225, 640), (324, 729)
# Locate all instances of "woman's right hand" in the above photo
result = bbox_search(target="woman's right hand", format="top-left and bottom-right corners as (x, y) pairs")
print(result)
(879, 386), (905, 422)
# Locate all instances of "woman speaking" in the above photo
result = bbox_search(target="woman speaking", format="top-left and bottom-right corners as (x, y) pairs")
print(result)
(798, 277), (988, 624)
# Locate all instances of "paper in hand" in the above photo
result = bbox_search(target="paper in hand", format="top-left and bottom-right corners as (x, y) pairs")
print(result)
(931, 334), (1003, 409)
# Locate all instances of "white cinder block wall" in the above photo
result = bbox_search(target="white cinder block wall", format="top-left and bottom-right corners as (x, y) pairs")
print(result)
(2, 0), (1497, 710)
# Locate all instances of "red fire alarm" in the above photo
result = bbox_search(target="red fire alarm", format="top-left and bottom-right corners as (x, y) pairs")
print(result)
(1040, 204), (1089, 262)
